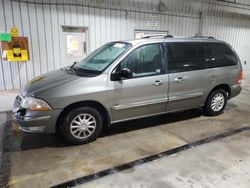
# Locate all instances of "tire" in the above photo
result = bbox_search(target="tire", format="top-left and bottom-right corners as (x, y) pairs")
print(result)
(203, 89), (228, 116)
(60, 107), (103, 144)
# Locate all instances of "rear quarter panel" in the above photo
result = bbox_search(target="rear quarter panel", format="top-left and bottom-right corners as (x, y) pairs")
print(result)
(204, 64), (242, 99)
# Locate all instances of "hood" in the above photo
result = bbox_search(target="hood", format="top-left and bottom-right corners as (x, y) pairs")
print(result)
(20, 69), (77, 97)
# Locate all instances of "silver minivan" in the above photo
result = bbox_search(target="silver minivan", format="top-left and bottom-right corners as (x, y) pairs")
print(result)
(13, 36), (243, 144)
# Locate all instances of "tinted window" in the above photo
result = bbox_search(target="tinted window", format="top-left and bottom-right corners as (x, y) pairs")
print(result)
(167, 42), (205, 73)
(120, 43), (163, 78)
(205, 43), (238, 68)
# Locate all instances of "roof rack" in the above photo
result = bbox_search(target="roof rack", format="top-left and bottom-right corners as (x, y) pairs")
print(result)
(164, 35), (174, 38)
(192, 34), (215, 39)
(142, 34), (174, 39)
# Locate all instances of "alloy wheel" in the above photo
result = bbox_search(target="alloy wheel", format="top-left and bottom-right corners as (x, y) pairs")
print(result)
(70, 113), (97, 139)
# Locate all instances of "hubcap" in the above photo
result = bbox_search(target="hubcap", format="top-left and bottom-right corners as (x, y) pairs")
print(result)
(211, 93), (225, 112)
(70, 113), (96, 139)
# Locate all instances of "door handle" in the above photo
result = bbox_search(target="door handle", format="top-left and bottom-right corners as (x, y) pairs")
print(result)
(174, 77), (184, 83)
(153, 80), (163, 86)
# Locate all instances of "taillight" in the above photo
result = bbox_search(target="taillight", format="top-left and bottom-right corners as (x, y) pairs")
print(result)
(237, 71), (243, 84)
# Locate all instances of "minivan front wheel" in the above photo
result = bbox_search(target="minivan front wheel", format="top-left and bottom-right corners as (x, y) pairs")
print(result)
(204, 89), (227, 116)
(61, 107), (103, 144)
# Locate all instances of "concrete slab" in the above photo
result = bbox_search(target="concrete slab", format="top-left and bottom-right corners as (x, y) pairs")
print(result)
(82, 131), (250, 188)
(9, 122), (188, 187)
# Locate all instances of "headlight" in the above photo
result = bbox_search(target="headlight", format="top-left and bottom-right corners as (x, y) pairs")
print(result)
(20, 97), (51, 111)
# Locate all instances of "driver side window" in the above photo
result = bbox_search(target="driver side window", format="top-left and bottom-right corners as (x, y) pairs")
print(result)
(120, 43), (163, 78)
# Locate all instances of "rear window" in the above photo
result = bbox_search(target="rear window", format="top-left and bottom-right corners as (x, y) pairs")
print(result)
(166, 42), (206, 73)
(205, 43), (238, 68)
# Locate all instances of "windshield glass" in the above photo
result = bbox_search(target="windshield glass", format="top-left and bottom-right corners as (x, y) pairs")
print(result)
(75, 42), (131, 73)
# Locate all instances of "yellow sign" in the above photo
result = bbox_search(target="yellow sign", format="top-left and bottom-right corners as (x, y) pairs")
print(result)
(1, 36), (29, 62)
(5, 50), (29, 61)
(71, 40), (79, 51)
(10, 27), (19, 36)
(13, 47), (21, 55)
(21, 50), (28, 60)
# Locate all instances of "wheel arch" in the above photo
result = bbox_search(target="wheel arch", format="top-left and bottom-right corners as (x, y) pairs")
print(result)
(205, 84), (231, 106)
(209, 84), (231, 98)
(56, 100), (111, 134)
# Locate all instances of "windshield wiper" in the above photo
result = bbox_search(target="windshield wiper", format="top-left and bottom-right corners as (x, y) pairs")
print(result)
(68, 62), (77, 75)
(71, 61), (77, 69)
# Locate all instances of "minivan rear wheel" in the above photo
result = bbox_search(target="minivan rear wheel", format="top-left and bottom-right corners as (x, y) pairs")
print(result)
(203, 89), (227, 116)
(60, 107), (103, 144)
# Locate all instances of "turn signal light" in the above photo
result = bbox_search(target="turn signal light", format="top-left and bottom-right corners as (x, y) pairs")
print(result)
(237, 71), (243, 84)
(30, 107), (50, 111)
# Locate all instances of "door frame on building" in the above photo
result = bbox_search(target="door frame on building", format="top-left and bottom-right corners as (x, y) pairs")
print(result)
(61, 25), (89, 66)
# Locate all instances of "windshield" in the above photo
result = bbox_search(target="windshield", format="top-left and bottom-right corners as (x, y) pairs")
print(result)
(74, 42), (131, 73)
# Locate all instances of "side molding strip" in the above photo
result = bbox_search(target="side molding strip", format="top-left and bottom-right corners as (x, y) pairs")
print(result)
(169, 92), (203, 102)
(111, 98), (168, 110)
(111, 92), (203, 111)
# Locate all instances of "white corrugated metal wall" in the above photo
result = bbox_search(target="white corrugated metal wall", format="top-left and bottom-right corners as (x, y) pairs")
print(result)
(0, 0), (249, 90)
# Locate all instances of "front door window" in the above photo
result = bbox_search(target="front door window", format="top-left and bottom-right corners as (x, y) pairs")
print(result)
(119, 43), (164, 78)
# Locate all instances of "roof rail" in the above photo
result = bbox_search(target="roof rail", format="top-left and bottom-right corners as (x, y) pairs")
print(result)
(192, 34), (215, 39)
(141, 34), (173, 39)
(164, 35), (173, 38)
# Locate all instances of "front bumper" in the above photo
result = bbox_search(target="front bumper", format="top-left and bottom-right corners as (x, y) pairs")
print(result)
(13, 95), (62, 133)
(13, 114), (57, 133)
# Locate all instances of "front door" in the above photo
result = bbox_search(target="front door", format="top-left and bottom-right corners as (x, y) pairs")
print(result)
(108, 43), (169, 122)
(165, 42), (210, 111)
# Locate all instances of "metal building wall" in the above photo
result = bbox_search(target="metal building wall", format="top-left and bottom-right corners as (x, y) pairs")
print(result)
(0, 0), (249, 90)
(202, 0), (250, 72)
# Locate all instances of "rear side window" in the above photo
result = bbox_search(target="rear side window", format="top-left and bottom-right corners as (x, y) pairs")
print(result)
(205, 43), (238, 68)
(166, 42), (206, 73)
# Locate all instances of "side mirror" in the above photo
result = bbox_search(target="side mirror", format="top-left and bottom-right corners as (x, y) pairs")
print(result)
(118, 69), (131, 78)
(111, 69), (132, 81)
